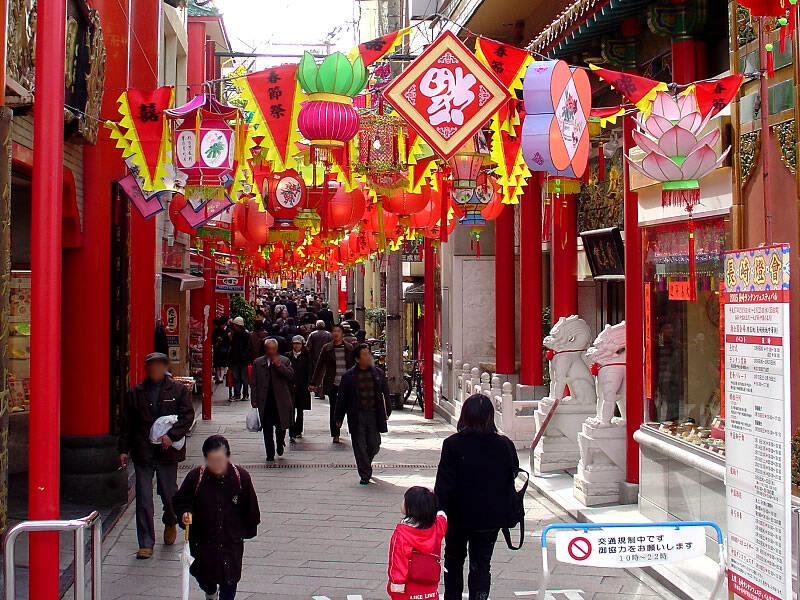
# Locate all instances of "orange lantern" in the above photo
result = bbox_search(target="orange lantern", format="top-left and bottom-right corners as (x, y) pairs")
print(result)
(384, 188), (429, 228)
(325, 184), (366, 238)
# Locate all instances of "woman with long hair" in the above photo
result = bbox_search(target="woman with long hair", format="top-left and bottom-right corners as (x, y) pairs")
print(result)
(434, 394), (519, 600)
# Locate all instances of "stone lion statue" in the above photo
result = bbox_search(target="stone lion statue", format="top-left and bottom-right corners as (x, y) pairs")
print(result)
(585, 321), (627, 427)
(543, 315), (596, 405)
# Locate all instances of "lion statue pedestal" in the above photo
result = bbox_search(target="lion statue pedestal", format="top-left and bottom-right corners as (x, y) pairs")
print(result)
(574, 322), (627, 506)
(531, 316), (597, 476)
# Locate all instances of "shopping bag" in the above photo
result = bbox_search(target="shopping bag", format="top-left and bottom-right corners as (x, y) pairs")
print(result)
(246, 407), (262, 432)
(149, 415), (186, 450)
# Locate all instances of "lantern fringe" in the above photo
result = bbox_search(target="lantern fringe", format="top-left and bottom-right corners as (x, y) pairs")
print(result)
(661, 187), (700, 209)
(598, 143), (605, 181)
(767, 45), (776, 78)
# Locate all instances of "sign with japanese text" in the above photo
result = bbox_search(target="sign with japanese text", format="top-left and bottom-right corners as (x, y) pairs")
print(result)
(554, 526), (707, 568)
(164, 304), (179, 334)
(215, 274), (245, 294)
(723, 244), (791, 600)
(382, 31), (510, 161)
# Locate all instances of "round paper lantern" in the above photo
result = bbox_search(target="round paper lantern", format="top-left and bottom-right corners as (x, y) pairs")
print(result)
(264, 169), (305, 223)
(325, 184), (366, 236)
(168, 193), (196, 235)
(244, 197), (270, 246)
(384, 189), (429, 231)
(410, 189), (441, 232)
(481, 185), (506, 221)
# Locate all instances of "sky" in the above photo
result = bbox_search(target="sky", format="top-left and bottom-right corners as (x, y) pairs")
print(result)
(213, 0), (360, 67)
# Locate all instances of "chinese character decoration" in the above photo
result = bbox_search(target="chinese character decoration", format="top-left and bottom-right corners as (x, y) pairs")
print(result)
(626, 89), (736, 300)
(166, 93), (244, 207)
(474, 39), (533, 204)
(261, 167), (306, 244)
(588, 64), (668, 114)
(105, 86), (175, 196)
(233, 64), (307, 173)
(295, 51), (368, 155)
(521, 60), (592, 180)
(355, 113), (409, 194)
(347, 28), (412, 67)
(382, 31), (511, 162)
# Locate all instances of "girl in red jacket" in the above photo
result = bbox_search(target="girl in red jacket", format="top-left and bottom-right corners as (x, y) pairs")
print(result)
(388, 486), (448, 600)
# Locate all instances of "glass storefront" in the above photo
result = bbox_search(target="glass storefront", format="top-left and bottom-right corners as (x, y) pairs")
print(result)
(642, 217), (730, 456)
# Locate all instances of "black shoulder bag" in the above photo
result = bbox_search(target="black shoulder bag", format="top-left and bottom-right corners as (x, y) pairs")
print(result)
(501, 466), (529, 550)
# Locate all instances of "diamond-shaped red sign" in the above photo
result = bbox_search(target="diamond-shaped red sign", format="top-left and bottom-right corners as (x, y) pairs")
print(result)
(383, 31), (511, 161)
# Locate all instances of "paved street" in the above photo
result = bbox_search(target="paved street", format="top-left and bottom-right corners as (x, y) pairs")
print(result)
(98, 385), (674, 600)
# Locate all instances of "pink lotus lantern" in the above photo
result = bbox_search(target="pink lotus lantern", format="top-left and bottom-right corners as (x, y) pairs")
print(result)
(166, 94), (242, 199)
(626, 90), (729, 210)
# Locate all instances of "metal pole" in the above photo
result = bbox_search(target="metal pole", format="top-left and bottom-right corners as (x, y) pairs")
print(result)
(758, 18), (773, 244)
(74, 526), (86, 600)
(29, 0), (66, 594)
(92, 518), (102, 600)
(423, 238), (435, 418)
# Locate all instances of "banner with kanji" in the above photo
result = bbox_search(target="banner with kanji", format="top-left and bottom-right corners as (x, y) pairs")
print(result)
(684, 74), (744, 118)
(589, 65), (667, 113)
(106, 86), (174, 192)
(348, 28), (411, 67)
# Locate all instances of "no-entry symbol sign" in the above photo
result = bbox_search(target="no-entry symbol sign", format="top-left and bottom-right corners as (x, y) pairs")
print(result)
(567, 537), (592, 561)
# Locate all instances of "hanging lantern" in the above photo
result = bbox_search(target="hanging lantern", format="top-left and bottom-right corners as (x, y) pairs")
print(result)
(243, 195), (271, 247)
(410, 187), (442, 237)
(448, 131), (489, 192)
(384, 188), (430, 230)
(262, 168), (304, 244)
(168, 194), (196, 236)
(296, 52), (368, 150)
(324, 182), (366, 239)
(166, 94), (242, 200)
(355, 114), (408, 193)
(457, 174), (499, 257)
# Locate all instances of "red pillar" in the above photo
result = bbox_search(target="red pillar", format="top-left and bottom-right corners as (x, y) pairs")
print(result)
(423, 238), (435, 418)
(202, 249), (213, 420)
(62, 0), (128, 436)
(671, 39), (697, 85)
(551, 187), (578, 321)
(494, 204), (515, 374)
(187, 21), (207, 97)
(127, 0), (160, 386)
(29, 0), (66, 594)
(520, 175), (544, 385)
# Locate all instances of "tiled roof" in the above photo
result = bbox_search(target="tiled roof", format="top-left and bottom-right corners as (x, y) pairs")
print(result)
(188, 0), (220, 17)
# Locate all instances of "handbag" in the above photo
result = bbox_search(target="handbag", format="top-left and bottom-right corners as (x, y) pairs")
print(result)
(245, 407), (262, 432)
(501, 467), (529, 550)
(407, 549), (442, 585)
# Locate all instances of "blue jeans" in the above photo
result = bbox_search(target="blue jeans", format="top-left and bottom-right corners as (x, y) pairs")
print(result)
(231, 363), (249, 398)
(199, 581), (237, 600)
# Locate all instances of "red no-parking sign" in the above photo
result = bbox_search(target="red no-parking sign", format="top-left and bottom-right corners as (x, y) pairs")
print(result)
(566, 537), (592, 561)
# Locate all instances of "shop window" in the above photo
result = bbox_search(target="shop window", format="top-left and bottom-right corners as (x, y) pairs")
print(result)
(643, 217), (729, 455)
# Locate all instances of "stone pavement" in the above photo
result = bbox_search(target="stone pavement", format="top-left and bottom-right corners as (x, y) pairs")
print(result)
(96, 384), (676, 600)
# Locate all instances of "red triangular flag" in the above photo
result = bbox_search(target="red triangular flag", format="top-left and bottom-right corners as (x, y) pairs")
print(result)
(693, 75), (744, 117)
(245, 65), (301, 167)
(124, 87), (173, 186)
(589, 65), (667, 112)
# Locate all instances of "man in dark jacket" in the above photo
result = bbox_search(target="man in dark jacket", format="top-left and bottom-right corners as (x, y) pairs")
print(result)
(266, 322), (289, 356)
(119, 352), (195, 559)
(335, 344), (391, 484)
(251, 339), (295, 461)
(306, 320), (332, 369)
(310, 325), (354, 442)
(317, 302), (335, 331)
(228, 317), (252, 401)
(289, 336), (312, 441)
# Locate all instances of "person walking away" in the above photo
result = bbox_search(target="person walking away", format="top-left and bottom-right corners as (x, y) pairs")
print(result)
(311, 324), (353, 443)
(434, 394), (519, 600)
(306, 320), (332, 369)
(173, 435), (260, 600)
(289, 335), (312, 442)
(251, 339), (295, 461)
(335, 344), (391, 483)
(285, 294), (298, 318)
(342, 323), (358, 346)
(119, 352), (195, 559)
(318, 301), (335, 331)
(267, 322), (289, 355)
(249, 320), (269, 361)
(343, 310), (361, 335)
(228, 317), (252, 402)
(212, 318), (230, 385)
(388, 486), (448, 600)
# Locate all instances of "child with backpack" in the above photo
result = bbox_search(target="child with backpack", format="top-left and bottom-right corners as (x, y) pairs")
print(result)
(173, 435), (260, 600)
(388, 486), (448, 600)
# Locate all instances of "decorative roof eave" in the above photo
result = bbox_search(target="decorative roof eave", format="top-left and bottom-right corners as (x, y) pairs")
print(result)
(527, 0), (610, 54)
(188, 0), (220, 17)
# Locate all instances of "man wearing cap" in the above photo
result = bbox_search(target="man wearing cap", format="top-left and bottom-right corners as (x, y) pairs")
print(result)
(119, 352), (195, 559)
(251, 339), (295, 461)
(288, 335), (312, 442)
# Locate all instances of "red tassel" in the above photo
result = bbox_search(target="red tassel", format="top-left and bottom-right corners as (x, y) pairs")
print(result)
(781, 23), (788, 52)
(767, 46), (775, 78)
(662, 187), (700, 208)
(476, 239), (481, 258)
(688, 216), (697, 302)
(598, 143), (606, 181)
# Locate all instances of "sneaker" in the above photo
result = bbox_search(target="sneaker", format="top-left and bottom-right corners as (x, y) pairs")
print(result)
(163, 525), (177, 545)
(136, 547), (153, 559)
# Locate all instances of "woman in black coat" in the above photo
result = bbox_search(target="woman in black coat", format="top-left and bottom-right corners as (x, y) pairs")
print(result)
(288, 336), (312, 441)
(434, 394), (519, 600)
(174, 435), (260, 600)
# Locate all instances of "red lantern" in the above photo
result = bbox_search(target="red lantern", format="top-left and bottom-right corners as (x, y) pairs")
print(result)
(298, 100), (359, 148)
(481, 187), (506, 221)
(243, 196), (271, 246)
(410, 188), (441, 232)
(169, 193), (196, 235)
(384, 188), (429, 227)
(264, 169), (306, 222)
(325, 183), (366, 237)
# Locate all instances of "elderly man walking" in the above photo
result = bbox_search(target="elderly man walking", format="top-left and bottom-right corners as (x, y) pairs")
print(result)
(306, 320), (332, 369)
(251, 339), (295, 462)
(119, 352), (195, 559)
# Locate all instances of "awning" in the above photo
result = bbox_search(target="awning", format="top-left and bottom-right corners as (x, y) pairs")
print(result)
(403, 282), (424, 303)
(163, 272), (205, 291)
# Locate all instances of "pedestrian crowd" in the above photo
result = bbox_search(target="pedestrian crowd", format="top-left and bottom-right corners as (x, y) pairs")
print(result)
(118, 287), (524, 600)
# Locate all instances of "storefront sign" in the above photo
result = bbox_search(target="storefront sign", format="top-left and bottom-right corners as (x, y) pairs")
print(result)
(164, 304), (179, 334)
(554, 526), (707, 568)
(580, 227), (624, 278)
(723, 244), (791, 600)
(667, 280), (692, 301)
(382, 31), (510, 161)
(215, 274), (245, 294)
(644, 282), (653, 400)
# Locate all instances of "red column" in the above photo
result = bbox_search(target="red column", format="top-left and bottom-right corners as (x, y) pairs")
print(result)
(62, 0), (128, 436)
(520, 175), (544, 385)
(127, 0), (160, 386)
(202, 249), (213, 420)
(187, 21), (207, 97)
(494, 204), (515, 374)
(551, 187), (578, 321)
(671, 39), (697, 85)
(29, 0), (66, 594)
(423, 238), (435, 418)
